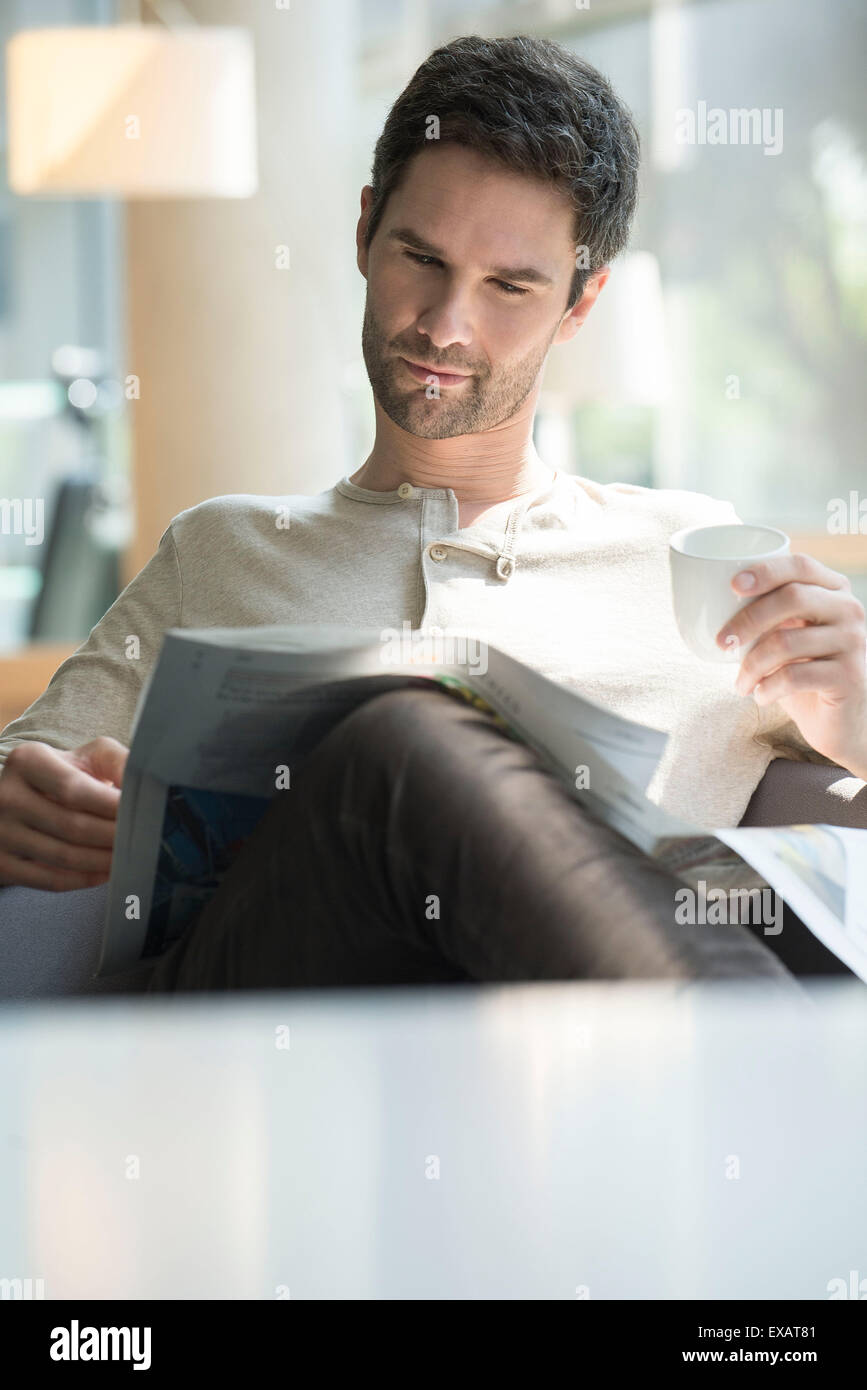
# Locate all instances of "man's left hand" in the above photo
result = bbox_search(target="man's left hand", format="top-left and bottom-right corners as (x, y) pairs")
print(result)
(716, 553), (867, 779)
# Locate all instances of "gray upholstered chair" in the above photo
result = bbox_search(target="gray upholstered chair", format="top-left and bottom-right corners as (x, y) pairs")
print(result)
(1, 757), (865, 1000)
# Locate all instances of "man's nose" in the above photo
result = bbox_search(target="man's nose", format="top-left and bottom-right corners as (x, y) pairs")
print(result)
(415, 283), (474, 351)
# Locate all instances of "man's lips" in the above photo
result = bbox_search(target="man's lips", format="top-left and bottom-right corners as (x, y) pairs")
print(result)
(400, 357), (472, 387)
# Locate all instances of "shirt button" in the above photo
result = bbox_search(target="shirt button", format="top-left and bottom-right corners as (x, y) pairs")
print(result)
(397, 482), (415, 499)
(429, 544), (448, 562)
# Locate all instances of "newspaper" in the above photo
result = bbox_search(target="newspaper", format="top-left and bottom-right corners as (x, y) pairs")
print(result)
(98, 624), (867, 981)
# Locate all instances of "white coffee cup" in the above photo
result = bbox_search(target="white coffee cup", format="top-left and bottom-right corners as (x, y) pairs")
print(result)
(669, 523), (790, 663)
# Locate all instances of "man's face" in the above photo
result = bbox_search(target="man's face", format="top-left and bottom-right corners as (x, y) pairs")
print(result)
(357, 144), (585, 440)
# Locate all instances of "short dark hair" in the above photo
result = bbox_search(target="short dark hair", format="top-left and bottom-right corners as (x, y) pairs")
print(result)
(365, 34), (641, 310)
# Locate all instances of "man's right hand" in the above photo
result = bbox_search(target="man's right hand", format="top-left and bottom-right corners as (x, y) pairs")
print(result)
(0, 737), (128, 891)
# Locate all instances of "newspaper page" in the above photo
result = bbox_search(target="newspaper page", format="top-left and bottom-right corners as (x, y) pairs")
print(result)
(718, 824), (867, 982)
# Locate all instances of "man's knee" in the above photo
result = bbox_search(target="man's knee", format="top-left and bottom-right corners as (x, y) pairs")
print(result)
(312, 686), (517, 792)
(287, 686), (518, 834)
(344, 685), (493, 739)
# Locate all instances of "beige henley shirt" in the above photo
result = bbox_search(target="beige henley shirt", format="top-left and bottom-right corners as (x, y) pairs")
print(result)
(0, 471), (835, 828)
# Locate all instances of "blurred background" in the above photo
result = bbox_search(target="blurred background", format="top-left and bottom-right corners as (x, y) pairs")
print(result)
(0, 0), (865, 721)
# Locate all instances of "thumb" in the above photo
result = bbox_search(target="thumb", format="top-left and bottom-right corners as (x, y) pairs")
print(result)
(73, 736), (129, 788)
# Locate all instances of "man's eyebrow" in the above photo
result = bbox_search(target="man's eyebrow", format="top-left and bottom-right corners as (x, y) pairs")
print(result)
(387, 226), (554, 287)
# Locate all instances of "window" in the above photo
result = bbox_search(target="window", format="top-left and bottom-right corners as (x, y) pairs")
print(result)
(0, 0), (128, 649)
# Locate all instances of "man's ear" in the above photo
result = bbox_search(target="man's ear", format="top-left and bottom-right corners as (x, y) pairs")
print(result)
(552, 267), (610, 346)
(356, 186), (374, 279)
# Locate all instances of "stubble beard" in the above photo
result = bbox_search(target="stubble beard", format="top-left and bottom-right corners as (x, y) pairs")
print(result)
(361, 294), (554, 440)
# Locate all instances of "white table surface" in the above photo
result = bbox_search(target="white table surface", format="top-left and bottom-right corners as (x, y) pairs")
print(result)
(0, 979), (864, 1300)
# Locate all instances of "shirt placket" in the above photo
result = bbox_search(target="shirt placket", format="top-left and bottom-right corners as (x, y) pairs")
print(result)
(415, 488), (519, 630)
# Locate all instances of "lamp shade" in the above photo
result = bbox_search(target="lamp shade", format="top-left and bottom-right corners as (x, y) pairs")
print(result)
(6, 25), (257, 197)
(541, 251), (670, 407)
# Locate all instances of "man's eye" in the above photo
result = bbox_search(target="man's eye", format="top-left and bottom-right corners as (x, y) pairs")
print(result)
(402, 251), (527, 297)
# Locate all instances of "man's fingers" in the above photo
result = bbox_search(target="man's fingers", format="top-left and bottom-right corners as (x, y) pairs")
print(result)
(9, 779), (118, 849)
(7, 743), (121, 818)
(73, 736), (129, 790)
(0, 849), (108, 894)
(0, 818), (114, 875)
(0, 741), (126, 890)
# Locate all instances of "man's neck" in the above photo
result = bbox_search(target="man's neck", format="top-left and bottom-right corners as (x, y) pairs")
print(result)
(350, 400), (556, 527)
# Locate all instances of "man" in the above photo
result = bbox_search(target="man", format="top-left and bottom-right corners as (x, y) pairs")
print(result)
(0, 36), (864, 992)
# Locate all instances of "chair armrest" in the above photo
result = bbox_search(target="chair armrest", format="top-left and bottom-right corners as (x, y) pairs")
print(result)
(739, 757), (867, 829)
(0, 882), (154, 999)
